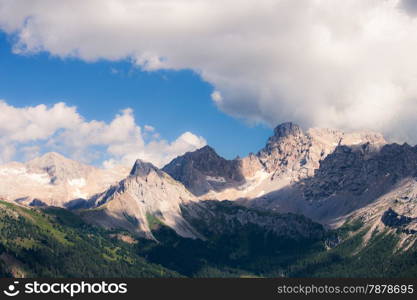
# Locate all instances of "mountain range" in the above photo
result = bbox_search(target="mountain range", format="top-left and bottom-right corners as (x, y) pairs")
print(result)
(1, 122), (417, 278)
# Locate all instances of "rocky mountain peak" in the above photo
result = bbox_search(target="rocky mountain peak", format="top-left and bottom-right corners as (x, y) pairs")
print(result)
(88, 159), (199, 240)
(301, 142), (417, 205)
(0, 152), (128, 207)
(26, 152), (94, 185)
(130, 159), (162, 177)
(162, 145), (244, 196)
(29, 152), (72, 166)
(257, 122), (388, 176)
(257, 122), (308, 174)
(41, 151), (65, 159)
(181, 145), (224, 164)
(261, 122), (305, 154)
(195, 145), (217, 155)
(272, 122), (303, 140)
(161, 122), (390, 200)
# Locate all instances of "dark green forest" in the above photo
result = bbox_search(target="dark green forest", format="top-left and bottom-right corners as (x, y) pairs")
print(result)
(1, 200), (416, 278)
(0, 200), (179, 277)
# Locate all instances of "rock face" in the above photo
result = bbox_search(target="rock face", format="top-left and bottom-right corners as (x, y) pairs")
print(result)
(257, 122), (386, 182)
(26, 152), (95, 185)
(162, 145), (244, 196)
(0, 152), (129, 207)
(249, 142), (417, 225)
(163, 122), (387, 203)
(183, 200), (327, 241)
(83, 159), (201, 239)
(331, 177), (417, 251)
(130, 159), (164, 177)
(258, 122), (307, 174)
(243, 134), (417, 249)
(160, 121), (417, 250)
(302, 143), (417, 201)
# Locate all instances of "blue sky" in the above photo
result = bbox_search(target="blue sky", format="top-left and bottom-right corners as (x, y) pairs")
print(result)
(0, 31), (272, 163)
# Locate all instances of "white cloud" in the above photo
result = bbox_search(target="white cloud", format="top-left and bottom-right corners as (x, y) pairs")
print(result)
(0, 100), (206, 167)
(1, 0), (417, 143)
(0, 101), (81, 142)
(144, 125), (155, 132)
(211, 91), (223, 104)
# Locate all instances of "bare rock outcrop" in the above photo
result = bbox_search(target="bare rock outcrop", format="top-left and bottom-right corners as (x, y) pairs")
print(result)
(84, 159), (201, 239)
(163, 122), (386, 202)
(162, 145), (244, 196)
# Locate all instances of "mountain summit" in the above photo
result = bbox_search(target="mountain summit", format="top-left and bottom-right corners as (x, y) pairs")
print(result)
(26, 152), (95, 185)
(272, 122), (303, 140)
(85, 160), (200, 239)
(163, 122), (387, 201)
(130, 159), (163, 177)
(0, 152), (129, 207)
(162, 145), (244, 196)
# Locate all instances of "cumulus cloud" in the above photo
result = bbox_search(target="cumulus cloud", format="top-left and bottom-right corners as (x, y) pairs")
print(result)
(144, 125), (155, 132)
(211, 91), (223, 104)
(1, 0), (417, 143)
(0, 100), (206, 167)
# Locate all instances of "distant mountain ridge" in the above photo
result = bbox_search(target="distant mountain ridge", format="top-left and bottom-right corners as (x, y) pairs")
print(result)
(163, 122), (387, 204)
(0, 152), (129, 207)
(1, 122), (417, 278)
(1, 122), (416, 249)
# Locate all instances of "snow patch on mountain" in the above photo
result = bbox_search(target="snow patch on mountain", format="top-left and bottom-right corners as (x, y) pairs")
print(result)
(0, 153), (129, 207)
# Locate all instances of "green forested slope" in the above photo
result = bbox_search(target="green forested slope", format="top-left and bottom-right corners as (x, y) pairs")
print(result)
(1, 200), (417, 278)
(0, 200), (179, 277)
